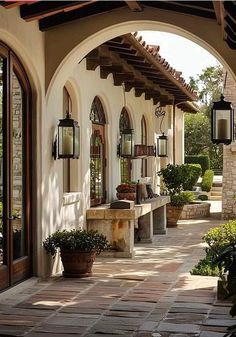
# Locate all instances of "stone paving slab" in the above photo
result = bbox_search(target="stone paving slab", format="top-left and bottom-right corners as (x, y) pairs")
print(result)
(0, 218), (234, 337)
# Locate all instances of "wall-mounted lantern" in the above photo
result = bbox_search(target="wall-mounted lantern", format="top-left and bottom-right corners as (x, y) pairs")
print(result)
(53, 112), (80, 159)
(119, 128), (135, 157)
(157, 132), (168, 157)
(211, 94), (234, 145)
(155, 104), (168, 157)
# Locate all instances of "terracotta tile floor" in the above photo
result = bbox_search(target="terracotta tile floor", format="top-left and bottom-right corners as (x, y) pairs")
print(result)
(0, 216), (234, 337)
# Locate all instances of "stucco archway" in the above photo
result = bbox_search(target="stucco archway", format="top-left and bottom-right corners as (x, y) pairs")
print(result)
(45, 7), (236, 98)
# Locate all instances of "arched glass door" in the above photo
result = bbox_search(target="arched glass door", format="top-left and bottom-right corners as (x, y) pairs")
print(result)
(119, 108), (132, 183)
(141, 115), (148, 177)
(0, 43), (31, 290)
(90, 97), (106, 206)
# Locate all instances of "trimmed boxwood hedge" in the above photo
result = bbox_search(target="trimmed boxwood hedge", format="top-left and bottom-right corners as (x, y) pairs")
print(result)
(185, 155), (210, 175)
(201, 169), (214, 192)
(183, 164), (202, 190)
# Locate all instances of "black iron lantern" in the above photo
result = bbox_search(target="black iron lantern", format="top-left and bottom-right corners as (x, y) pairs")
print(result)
(157, 132), (168, 157)
(54, 112), (80, 159)
(120, 128), (135, 157)
(211, 94), (234, 145)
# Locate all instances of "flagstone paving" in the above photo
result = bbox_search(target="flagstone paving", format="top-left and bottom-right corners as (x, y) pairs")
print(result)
(0, 217), (234, 337)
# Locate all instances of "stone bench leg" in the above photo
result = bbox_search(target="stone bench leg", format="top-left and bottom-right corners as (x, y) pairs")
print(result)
(153, 205), (167, 235)
(138, 212), (153, 243)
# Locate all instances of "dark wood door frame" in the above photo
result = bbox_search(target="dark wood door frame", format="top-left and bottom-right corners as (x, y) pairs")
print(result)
(0, 42), (32, 290)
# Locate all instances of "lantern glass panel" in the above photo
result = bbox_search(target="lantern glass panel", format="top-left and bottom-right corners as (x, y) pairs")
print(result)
(121, 132), (134, 156)
(157, 136), (168, 157)
(59, 126), (73, 156)
(213, 109), (231, 141)
(74, 125), (80, 158)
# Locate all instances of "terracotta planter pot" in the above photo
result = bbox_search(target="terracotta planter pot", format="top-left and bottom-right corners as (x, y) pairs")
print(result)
(166, 204), (183, 227)
(60, 250), (96, 278)
(117, 192), (136, 201)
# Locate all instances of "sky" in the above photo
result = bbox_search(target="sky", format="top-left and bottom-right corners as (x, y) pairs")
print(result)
(139, 31), (220, 83)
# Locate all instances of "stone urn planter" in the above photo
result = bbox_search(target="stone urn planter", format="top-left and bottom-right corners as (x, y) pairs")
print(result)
(166, 204), (183, 227)
(43, 229), (110, 278)
(60, 250), (96, 278)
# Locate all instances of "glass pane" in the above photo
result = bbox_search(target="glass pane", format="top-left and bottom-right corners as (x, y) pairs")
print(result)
(59, 126), (73, 156)
(215, 109), (231, 139)
(120, 158), (130, 183)
(0, 57), (4, 265)
(12, 71), (25, 260)
(90, 134), (103, 201)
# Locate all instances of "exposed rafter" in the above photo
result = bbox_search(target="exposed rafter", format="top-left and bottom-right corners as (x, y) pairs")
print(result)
(125, 1), (143, 12)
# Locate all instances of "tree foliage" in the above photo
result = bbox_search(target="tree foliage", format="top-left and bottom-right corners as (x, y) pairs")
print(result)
(185, 65), (223, 169)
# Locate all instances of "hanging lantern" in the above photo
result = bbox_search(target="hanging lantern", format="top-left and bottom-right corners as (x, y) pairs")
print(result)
(55, 112), (80, 159)
(211, 94), (234, 145)
(157, 132), (168, 157)
(120, 128), (135, 157)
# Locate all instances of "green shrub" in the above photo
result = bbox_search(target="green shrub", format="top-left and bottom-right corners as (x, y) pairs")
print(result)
(203, 220), (236, 258)
(181, 191), (195, 203)
(170, 194), (186, 207)
(183, 164), (202, 190)
(197, 194), (208, 201)
(158, 164), (189, 195)
(190, 220), (236, 277)
(201, 169), (214, 192)
(185, 155), (210, 175)
(190, 256), (221, 276)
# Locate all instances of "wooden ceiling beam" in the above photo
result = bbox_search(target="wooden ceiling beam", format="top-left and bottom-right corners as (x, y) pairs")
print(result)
(213, 1), (226, 40)
(143, 1), (216, 20)
(20, 1), (97, 21)
(135, 88), (146, 97)
(0, 1), (29, 9)
(125, 1), (143, 12)
(108, 46), (137, 56)
(100, 65), (124, 79)
(113, 73), (134, 86)
(86, 56), (112, 71)
(39, 1), (125, 31)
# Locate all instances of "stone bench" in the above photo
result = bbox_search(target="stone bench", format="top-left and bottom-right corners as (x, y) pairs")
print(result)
(86, 196), (170, 258)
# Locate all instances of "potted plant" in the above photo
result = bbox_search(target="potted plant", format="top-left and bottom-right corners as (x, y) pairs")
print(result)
(116, 182), (136, 201)
(43, 229), (110, 278)
(158, 164), (191, 227)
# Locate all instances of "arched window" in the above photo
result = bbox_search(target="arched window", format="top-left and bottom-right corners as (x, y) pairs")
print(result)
(119, 108), (132, 183)
(63, 86), (72, 192)
(90, 96), (106, 125)
(90, 97), (106, 206)
(141, 116), (148, 177)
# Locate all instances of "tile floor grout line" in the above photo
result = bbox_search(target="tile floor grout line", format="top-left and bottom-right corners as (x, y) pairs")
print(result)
(24, 279), (97, 336)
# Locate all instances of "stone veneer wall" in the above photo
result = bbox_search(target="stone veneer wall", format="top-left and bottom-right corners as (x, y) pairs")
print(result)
(180, 202), (210, 220)
(222, 72), (236, 219)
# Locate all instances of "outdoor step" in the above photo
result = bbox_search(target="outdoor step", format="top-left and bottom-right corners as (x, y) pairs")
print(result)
(209, 196), (222, 201)
(211, 191), (222, 196)
(211, 186), (222, 191)
(212, 183), (222, 188)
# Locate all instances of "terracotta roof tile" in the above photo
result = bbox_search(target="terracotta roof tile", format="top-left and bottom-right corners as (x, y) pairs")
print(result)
(133, 32), (197, 97)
